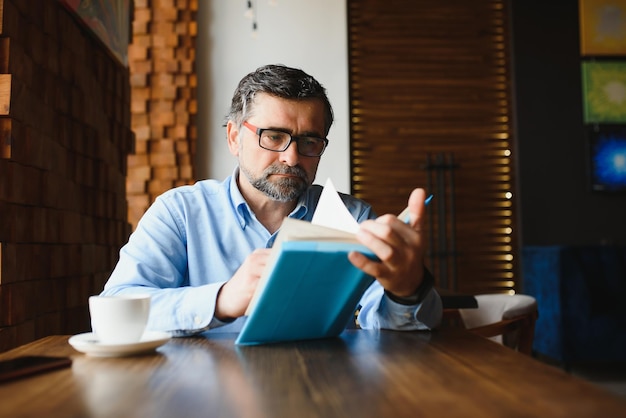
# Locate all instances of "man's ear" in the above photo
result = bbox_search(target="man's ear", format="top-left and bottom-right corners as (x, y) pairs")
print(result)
(226, 121), (241, 156)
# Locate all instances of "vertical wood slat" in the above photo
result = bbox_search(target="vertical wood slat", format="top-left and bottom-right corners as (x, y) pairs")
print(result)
(348, 0), (517, 294)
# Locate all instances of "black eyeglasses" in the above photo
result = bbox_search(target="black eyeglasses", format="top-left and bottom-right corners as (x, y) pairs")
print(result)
(243, 121), (328, 157)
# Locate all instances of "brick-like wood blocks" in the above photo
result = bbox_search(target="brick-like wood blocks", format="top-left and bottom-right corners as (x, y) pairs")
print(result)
(127, 0), (197, 229)
(0, 0), (134, 351)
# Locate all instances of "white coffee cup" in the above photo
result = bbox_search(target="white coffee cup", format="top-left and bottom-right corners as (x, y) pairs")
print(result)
(89, 294), (151, 344)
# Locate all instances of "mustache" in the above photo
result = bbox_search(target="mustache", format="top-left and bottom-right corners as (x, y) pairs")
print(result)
(264, 164), (309, 182)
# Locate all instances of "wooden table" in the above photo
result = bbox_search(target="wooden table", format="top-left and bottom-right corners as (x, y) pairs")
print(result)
(1, 329), (625, 417)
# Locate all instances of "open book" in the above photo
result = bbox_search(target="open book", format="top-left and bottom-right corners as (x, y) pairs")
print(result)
(235, 180), (376, 345)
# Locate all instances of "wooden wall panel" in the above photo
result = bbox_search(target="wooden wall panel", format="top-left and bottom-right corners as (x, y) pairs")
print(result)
(127, 0), (197, 230)
(348, 0), (517, 294)
(0, 0), (134, 351)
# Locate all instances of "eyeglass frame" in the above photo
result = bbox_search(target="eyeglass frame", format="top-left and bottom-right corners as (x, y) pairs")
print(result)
(242, 121), (329, 157)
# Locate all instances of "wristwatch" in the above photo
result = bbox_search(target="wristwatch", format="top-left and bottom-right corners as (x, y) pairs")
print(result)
(384, 267), (435, 305)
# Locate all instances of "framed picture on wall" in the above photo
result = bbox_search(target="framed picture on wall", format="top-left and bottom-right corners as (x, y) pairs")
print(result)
(579, 0), (626, 56)
(59, 0), (132, 66)
(587, 125), (626, 192)
(581, 61), (626, 123)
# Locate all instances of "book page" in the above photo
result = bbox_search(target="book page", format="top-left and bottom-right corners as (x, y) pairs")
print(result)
(311, 178), (360, 233)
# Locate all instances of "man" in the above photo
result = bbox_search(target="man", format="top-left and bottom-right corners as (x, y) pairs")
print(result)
(102, 64), (442, 336)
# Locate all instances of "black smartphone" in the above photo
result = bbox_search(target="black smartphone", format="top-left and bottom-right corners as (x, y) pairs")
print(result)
(0, 356), (72, 383)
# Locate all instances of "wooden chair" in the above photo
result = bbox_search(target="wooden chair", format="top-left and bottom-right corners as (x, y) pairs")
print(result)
(457, 294), (538, 355)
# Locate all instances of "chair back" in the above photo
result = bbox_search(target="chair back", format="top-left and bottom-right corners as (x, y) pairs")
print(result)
(458, 294), (538, 355)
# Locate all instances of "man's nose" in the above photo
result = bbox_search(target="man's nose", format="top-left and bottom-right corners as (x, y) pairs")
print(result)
(279, 141), (300, 166)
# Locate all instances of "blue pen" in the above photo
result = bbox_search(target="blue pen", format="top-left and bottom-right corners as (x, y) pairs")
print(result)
(398, 194), (434, 223)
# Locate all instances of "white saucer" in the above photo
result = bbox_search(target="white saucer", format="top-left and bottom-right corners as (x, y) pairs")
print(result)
(69, 331), (171, 357)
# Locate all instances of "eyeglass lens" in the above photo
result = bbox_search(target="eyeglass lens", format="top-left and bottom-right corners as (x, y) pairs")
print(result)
(259, 130), (326, 157)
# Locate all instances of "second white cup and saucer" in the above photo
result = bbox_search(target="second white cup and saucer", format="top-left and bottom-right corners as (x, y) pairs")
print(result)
(69, 294), (171, 357)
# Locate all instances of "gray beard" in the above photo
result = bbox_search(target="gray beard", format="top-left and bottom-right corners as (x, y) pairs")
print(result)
(241, 163), (310, 202)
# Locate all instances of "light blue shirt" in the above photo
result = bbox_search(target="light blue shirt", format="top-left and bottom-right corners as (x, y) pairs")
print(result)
(103, 169), (442, 336)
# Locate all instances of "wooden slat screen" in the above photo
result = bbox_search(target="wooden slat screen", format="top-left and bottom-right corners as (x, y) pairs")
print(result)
(348, 0), (516, 294)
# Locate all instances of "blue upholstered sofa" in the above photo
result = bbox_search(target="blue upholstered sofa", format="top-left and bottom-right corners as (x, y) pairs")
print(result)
(522, 246), (626, 367)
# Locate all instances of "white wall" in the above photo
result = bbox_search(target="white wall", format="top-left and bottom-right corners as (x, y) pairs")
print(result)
(196, 0), (350, 193)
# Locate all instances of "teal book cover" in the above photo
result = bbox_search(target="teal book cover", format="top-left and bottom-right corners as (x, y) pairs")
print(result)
(235, 220), (375, 346)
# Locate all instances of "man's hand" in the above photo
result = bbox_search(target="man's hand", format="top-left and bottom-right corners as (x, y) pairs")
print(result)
(214, 248), (272, 320)
(348, 188), (428, 298)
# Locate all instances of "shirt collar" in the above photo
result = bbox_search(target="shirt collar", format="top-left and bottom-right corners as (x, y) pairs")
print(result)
(291, 193), (309, 219)
(229, 167), (251, 228)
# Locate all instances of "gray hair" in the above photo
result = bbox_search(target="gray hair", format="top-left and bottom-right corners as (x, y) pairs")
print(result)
(225, 64), (334, 135)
